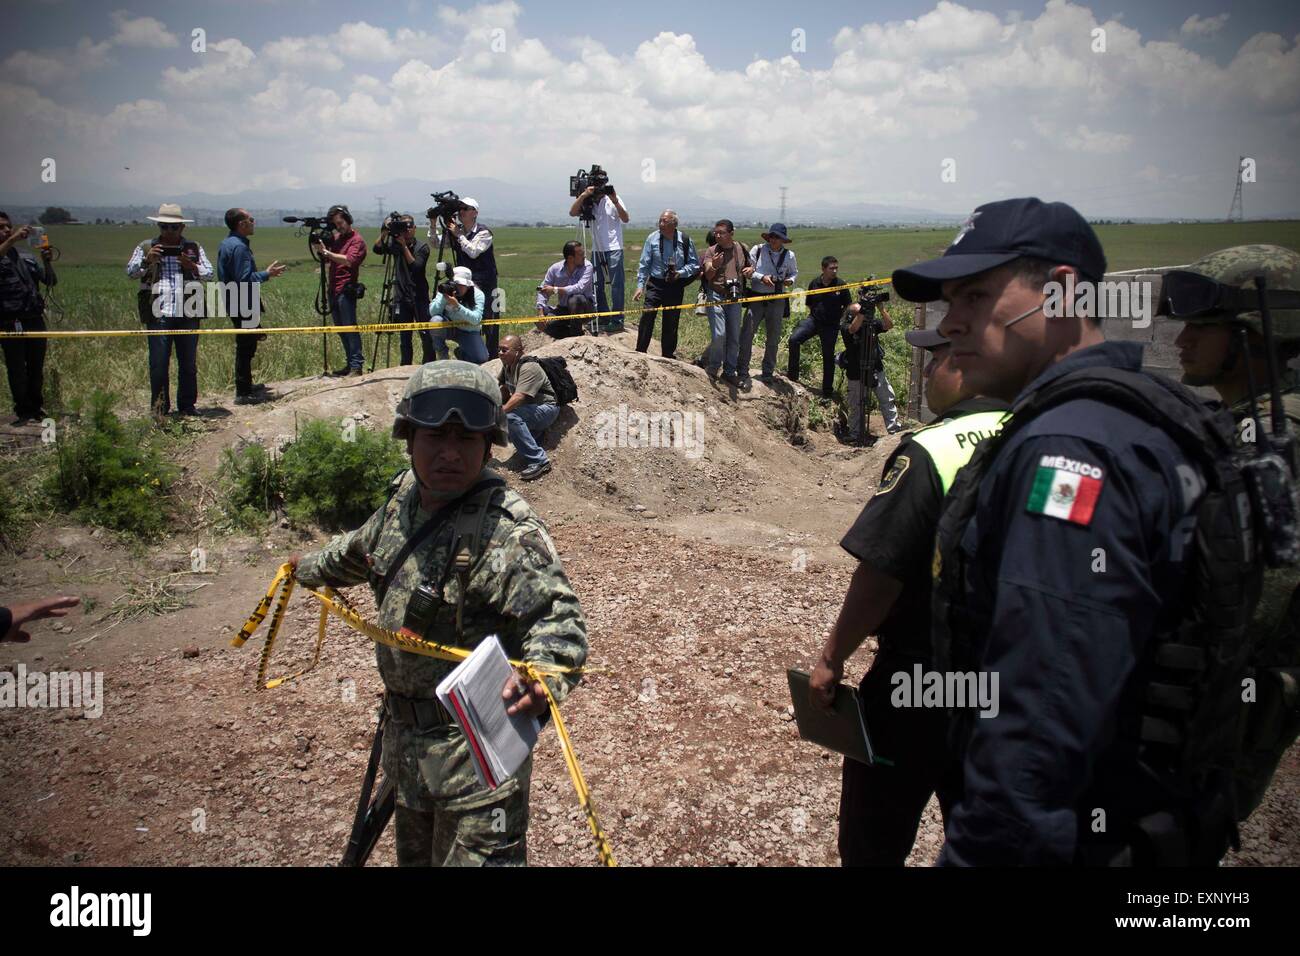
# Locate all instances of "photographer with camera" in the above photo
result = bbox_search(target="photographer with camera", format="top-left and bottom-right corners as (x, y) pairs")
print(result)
(428, 266), (489, 364)
(787, 256), (851, 399)
(738, 222), (797, 389)
(700, 220), (752, 385)
(373, 213), (433, 365)
(0, 211), (57, 425)
(536, 240), (595, 339)
(568, 166), (629, 333)
(126, 203), (213, 416)
(310, 204), (367, 377)
(218, 208), (287, 405)
(840, 285), (901, 441)
(443, 198), (500, 358)
(633, 209), (699, 360)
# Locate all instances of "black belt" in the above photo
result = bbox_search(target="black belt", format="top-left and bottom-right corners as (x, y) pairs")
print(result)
(385, 692), (454, 732)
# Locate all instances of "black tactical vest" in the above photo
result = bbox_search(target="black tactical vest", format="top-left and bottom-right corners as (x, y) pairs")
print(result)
(932, 366), (1265, 865)
(0, 248), (42, 317)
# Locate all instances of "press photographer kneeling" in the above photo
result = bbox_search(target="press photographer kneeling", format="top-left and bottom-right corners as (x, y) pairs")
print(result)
(373, 213), (432, 365)
(840, 283), (901, 443)
(429, 266), (488, 364)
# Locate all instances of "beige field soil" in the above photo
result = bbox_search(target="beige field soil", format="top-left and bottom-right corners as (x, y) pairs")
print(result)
(1, 332), (1295, 866)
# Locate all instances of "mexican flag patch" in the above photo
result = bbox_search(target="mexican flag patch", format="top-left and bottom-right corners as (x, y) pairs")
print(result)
(1026, 455), (1104, 526)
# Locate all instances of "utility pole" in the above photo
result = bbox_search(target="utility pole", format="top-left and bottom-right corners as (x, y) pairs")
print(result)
(1227, 157), (1244, 223)
(376, 196), (385, 227)
(779, 186), (788, 223)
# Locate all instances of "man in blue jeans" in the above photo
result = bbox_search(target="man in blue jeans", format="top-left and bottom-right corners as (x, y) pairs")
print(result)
(429, 266), (489, 364)
(497, 334), (557, 481)
(125, 203), (213, 414)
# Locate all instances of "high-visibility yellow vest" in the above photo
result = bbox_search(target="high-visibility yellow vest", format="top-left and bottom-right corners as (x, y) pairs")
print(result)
(908, 410), (1010, 494)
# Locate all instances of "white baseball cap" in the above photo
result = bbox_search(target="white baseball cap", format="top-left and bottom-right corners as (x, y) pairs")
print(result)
(460, 197), (479, 211)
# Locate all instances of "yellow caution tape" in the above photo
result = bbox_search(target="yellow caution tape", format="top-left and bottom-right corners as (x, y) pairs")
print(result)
(0, 277), (892, 340)
(234, 563), (617, 867)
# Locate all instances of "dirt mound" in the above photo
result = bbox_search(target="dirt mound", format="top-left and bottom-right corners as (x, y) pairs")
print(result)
(190, 332), (895, 556)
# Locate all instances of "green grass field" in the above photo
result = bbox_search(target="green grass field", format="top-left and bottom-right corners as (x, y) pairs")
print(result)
(8, 220), (1300, 419)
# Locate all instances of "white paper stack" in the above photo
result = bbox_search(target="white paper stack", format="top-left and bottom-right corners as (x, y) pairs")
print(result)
(436, 634), (540, 789)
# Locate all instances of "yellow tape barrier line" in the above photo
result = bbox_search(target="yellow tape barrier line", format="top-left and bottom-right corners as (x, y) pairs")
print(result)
(233, 564), (617, 867)
(0, 277), (893, 340)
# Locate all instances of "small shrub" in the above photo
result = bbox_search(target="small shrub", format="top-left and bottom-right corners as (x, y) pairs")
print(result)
(218, 441), (286, 531)
(279, 419), (407, 530)
(44, 390), (176, 537)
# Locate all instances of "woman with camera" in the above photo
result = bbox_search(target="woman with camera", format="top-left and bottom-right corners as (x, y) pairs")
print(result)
(428, 266), (489, 364)
(312, 204), (367, 377)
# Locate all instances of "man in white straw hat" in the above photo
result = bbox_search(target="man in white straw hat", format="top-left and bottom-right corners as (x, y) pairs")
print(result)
(126, 203), (213, 416)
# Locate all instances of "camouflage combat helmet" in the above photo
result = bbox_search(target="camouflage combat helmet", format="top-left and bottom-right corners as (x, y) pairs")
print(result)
(1169, 244), (1300, 341)
(392, 360), (508, 446)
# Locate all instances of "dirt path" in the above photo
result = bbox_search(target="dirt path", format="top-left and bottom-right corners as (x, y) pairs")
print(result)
(2, 333), (1294, 867)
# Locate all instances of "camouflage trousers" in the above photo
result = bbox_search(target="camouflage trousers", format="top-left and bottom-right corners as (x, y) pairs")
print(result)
(385, 720), (532, 866)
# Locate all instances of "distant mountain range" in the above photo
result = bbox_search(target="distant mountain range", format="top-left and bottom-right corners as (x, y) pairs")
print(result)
(2, 176), (964, 228)
(5, 176), (1295, 226)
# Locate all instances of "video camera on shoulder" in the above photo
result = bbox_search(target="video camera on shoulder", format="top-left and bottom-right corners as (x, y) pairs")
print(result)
(570, 164), (613, 199)
(384, 212), (412, 235)
(427, 190), (465, 225)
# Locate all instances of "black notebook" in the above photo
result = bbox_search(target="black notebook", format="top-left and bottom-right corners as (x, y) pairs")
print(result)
(786, 669), (882, 767)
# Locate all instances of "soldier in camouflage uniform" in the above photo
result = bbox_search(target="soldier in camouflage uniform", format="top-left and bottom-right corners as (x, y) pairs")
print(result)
(1166, 243), (1300, 817)
(289, 360), (588, 865)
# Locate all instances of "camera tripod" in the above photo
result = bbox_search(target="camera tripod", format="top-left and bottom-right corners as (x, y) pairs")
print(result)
(367, 228), (399, 372)
(308, 232), (332, 376)
(574, 207), (603, 336)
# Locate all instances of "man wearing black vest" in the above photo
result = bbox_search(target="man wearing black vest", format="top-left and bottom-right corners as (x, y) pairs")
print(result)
(0, 212), (56, 424)
(446, 198), (500, 358)
(894, 197), (1256, 866)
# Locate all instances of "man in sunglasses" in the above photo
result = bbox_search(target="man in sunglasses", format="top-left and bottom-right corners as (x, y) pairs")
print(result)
(287, 360), (587, 865)
(892, 197), (1259, 866)
(126, 203), (213, 416)
(1165, 244), (1300, 820)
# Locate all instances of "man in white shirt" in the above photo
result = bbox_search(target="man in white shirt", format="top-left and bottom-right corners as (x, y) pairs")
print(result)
(569, 181), (630, 333)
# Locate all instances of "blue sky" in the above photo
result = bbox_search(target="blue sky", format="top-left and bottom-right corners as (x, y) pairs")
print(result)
(3, 0), (1299, 218)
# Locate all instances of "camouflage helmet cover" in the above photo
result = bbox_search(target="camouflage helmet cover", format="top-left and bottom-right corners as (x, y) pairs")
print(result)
(392, 360), (508, 446)
(1177, 244), (1300, 341)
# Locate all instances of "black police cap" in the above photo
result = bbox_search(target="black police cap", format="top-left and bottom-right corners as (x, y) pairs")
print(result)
(891, 197), (1107, 303)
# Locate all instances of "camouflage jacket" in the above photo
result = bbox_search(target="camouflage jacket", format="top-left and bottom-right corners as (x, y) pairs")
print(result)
(295, 467), (588, 702)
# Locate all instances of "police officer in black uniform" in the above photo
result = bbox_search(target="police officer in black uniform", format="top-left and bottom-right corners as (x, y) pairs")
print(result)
(893, 198), (1251, 866)
(0, 212), (56, 425)
(812, 327), (1008, 865)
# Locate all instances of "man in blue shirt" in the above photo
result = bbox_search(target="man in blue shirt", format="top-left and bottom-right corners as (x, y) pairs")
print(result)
(633, 209), (699, 360)
(217, 208), (286, 404)
(893, 198), (1230, 866)
(740, 223), (797, 388)
(535, 240), (595, 339)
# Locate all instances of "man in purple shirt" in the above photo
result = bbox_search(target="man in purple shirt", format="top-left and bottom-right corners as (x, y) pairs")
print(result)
(311, 204), (367, 376)
(535, 240), (595, 339)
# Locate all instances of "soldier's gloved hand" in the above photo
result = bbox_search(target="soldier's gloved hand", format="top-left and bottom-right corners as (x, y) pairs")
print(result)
(503, 669), (549, 718)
